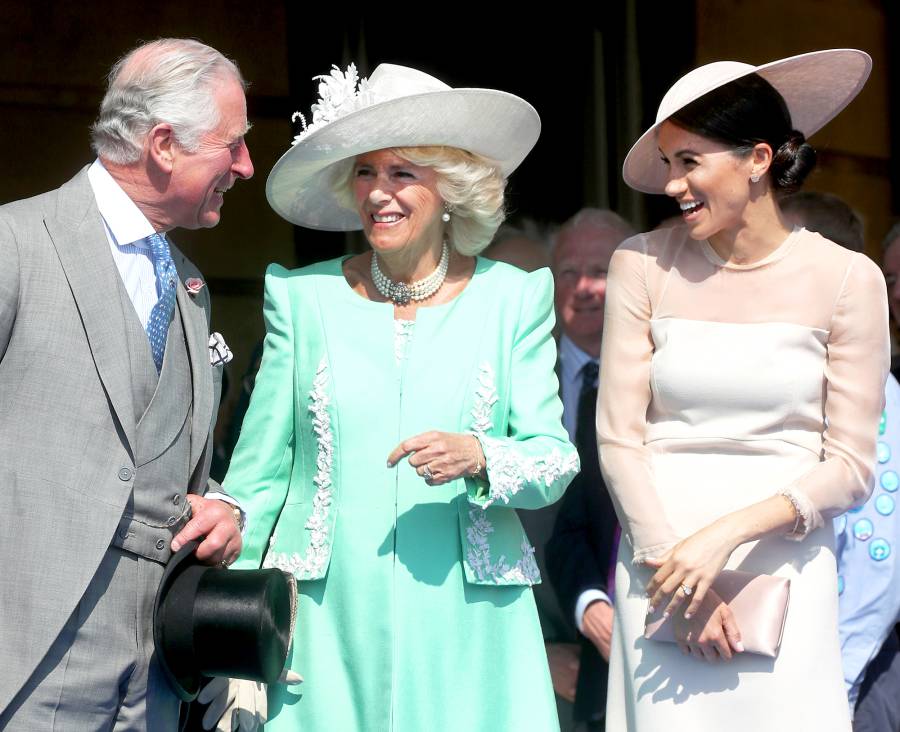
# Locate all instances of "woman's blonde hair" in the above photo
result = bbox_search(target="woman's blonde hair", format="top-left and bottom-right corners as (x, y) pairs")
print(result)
(331, 146), (507, 255)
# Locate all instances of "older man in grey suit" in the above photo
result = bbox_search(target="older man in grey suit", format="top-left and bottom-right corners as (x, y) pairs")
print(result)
(0, 38), (251, 730)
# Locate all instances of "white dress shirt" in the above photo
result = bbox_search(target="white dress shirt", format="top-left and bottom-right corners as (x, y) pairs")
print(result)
(559, 334), (612, 631)
(87, 160), (242, 520)
(559, 334), (597, 441)
(87, 159), (162, 328)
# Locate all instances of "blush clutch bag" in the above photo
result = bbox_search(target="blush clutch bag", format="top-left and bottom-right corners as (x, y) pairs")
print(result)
(643, 569), (791, 658)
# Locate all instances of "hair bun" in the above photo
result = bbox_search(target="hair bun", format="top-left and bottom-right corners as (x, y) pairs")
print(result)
(770, 129), (816, 193)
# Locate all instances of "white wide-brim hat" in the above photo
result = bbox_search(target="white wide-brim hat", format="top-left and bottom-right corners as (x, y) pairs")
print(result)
(623, 48), (871, 194)
(266, 63), (541, 230)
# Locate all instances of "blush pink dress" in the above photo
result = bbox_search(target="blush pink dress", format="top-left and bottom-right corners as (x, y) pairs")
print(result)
(598, 225), (889, 731)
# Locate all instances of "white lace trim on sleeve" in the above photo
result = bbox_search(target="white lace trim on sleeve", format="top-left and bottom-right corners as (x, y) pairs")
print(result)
(468, 361), (578, 508)
(263, 356), (334, 578)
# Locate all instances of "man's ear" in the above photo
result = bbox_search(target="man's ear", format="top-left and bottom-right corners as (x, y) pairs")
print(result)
(147, 123), (176, 174)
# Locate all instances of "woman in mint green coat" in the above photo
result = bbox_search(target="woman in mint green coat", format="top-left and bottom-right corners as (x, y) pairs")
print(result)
(217, 63), (579, 732)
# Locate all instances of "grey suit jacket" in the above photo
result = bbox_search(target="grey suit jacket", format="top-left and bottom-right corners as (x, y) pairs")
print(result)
(0, 167), (222, 714)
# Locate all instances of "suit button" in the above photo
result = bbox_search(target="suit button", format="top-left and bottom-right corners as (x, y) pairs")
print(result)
(166, 516), (177, 527)
(173, 495), (181, 505)
(118, 467), (133, 481)
(156, 539), (166, 551)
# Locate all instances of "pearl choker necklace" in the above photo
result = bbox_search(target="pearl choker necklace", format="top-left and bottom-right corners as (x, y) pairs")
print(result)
(371, 243), (450, 305)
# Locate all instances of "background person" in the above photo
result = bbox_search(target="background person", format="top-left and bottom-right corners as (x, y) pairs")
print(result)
(780, 190), (865, 251)
(482, 220), (551, 272)
(544, 208), (635, 732)
(880, 222), (900, 379)
(782, 191), (900, 731)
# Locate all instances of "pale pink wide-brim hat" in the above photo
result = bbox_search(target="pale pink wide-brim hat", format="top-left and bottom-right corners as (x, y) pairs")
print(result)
(623, 49), (872, 194)
(266, 63), (541, 230)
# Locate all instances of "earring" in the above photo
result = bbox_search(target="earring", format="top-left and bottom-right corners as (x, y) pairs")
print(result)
(750, 173), (761, 183)
(441, 205), (451, 223)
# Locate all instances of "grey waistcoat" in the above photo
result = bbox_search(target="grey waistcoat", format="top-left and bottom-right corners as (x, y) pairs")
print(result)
(110, 279), (194, 563)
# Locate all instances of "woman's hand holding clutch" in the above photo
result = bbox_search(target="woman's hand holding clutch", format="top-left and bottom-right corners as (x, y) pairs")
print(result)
(671, 588), (744, 662)
(387, 431), (486, 485)
(644, 518), (740, 620)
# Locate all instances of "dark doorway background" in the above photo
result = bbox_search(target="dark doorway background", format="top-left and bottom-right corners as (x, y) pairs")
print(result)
(1, 2), (891, 439)
(283, 8), (696, 266)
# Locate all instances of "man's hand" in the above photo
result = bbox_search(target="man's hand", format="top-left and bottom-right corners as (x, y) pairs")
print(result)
(581, 600), (614, 661)
(171, 495), (242, 565)
(545, 642), (580, 702)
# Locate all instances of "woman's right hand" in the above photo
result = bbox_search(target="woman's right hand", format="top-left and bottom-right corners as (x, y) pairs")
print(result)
(671, 588), (744, 662)
(644, 517), (739, 620)
(387, 431), (485, 485)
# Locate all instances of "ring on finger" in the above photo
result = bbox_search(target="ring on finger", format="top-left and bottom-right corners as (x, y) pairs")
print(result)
(680, 583), (694, 596)
(423, 465), (434, 481)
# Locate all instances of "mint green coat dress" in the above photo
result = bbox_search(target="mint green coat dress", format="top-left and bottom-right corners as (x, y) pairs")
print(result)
(224, 257), (579, 731)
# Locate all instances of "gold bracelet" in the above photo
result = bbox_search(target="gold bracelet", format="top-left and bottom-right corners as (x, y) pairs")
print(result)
(779, 492), (803, 534)
(470, 434), (484, 477)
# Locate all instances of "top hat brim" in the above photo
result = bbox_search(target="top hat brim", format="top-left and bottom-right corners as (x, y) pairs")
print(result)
(153, 542), (297, 703)
(153, 540), (203, 702)
(265, 88), (541, 230)
(622, 49), (871, 194)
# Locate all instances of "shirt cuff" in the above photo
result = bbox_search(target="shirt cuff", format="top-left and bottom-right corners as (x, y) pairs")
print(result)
(205, 492), (246, 534)
(575, 589), (612, 633)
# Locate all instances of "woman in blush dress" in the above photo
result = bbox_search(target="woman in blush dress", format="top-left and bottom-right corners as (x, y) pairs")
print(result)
(598, 50), (888, 730)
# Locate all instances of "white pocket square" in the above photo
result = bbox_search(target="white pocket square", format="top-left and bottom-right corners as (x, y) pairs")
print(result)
(209, 332), (233, 366)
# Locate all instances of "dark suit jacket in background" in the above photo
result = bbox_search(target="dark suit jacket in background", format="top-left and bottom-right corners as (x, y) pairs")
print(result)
(546, 421), (618, 724)
(517, 359), (579, 645)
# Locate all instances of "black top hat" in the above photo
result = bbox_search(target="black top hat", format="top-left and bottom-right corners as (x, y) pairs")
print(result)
(153, 541), (297, 702)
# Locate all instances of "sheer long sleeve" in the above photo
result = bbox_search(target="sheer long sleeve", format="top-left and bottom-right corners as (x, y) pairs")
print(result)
(596, 239), (681, 563)
(779, 253), (890, 537)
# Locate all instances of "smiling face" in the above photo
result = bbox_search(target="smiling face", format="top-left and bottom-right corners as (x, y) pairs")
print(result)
(883, 237), (900, 326)
(166, 76), (254, 229)
(352, 149), (445, 256)
(552, 223), (622, 355)
(658, 120), (755, 246)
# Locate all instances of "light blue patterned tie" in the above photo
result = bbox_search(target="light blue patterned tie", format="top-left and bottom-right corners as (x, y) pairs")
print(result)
(145, 233), (178, 373)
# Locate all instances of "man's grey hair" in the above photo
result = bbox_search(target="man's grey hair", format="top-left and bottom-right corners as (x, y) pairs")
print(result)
(780, 191), (864, 253)
(493, 218), (547, 245)
(551, 208), (636, 257)
(883, 221), (900, 254)
(91, 38), (246, 164)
